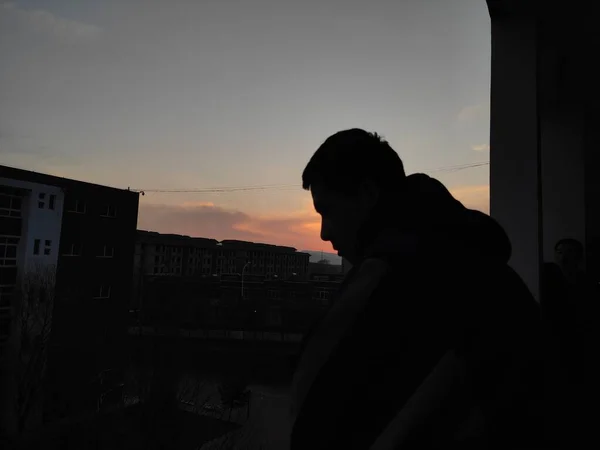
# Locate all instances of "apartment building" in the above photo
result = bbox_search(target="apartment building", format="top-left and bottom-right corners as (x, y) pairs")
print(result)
(134, 232), (311, 281)
(133, 232), (316, 336)
(132, 231), (219, 308)
(0, 176), (65, 434)
(139, 272), (339, 338)
(212, 239), (310, 280)
(0, 165), (139, 423)
(0, 179), (64, 354)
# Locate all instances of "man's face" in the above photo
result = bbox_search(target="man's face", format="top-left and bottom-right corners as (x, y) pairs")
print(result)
(555, 242), (582, 272)
(310, 183), (374, 264)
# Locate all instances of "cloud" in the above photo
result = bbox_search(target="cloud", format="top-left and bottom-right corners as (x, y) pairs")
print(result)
(138, 201), (328, 252)
(471, 143), (490, 152)
(450, 184), (490, 214)
(457, 102), (489, 123)
(138, 185), (491, 252)
(1, 3), (103, 41)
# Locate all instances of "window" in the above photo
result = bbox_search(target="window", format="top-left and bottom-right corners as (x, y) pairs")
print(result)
(67, 199), (86, 214)
(0, 237), (18, 266)
(0, 285), (14, 308)
(268, 309), (282, 326)
(97, 245), (114, 258)
(63, 243), (82, 256)
(0, 308), (11, 341)
(44, 240), (52, 256)
(314, 290), (330, 307)
(101, 205), (117, 218)
(38, 193), (45, 209)
(267, 290), (280, 299)
(49, 195), (56, 210)
(33, 239), (40, 255)
(94, 285), (111, 299)
(0, 191), (22, 218)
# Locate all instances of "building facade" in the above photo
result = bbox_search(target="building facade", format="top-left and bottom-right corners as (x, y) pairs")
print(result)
(0, 176), (65, 434)
(138, 273), (339, 338)
(132, 231), (219, 309)
(133, 231), (311, 292)
(0, 165), (140, 426)
(132, 232), (315, 339)
(218, 240), (310, 280)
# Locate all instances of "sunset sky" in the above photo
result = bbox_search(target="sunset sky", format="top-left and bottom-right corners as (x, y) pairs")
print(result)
(0, 0), (491, 252)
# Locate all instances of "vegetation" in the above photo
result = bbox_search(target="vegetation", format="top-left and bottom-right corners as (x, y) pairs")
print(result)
(13, 264), (56, 435)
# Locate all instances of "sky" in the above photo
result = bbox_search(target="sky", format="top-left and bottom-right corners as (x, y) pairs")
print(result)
(0, 0), (491, 252)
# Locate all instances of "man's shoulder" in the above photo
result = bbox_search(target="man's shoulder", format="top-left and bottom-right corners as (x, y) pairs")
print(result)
(376, 258), (538, 323)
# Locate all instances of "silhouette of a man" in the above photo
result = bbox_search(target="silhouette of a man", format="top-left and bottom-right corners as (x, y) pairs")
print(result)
(542, 238), (597, 446)
(554, 239), (595, 367)
(289, 129), (545, 449)
(555, 238), (585, 283)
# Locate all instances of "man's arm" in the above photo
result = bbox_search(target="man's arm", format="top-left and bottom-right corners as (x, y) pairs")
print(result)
(369, 349), (470, 450)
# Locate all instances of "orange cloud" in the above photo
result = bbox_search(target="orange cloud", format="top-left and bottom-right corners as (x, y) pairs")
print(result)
(138, 201), (329, 252)
(180, 201), (216, 208)
(138, 184), (490, 251)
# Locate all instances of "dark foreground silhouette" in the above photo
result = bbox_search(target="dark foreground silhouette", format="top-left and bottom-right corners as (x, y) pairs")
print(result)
(291, 129), (546, 449)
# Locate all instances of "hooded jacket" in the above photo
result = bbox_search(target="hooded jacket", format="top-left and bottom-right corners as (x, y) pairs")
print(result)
(290, 174), (544, 449)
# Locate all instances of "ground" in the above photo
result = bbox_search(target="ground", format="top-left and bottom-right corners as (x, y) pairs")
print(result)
(199, 384), (292, 450)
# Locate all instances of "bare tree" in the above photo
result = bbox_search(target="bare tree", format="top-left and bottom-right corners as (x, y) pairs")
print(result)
(13, 263), (56, 435)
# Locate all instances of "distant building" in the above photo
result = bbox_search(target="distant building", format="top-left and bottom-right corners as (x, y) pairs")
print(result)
(134, 231), (310, 284)
(141, 274), (332, 336)
(132, 231), (219, 308)
(0, 164), (139, 425)
(219, 239), (310, 280)
(133, 232), (313, 332)
(309, 260), (343, 276)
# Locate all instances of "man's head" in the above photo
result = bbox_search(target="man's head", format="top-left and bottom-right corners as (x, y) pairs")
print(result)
(302, 129), (406, 264)
(554, 238), (584, 273)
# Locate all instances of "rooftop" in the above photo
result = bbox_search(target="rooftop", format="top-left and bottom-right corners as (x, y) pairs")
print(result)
(0, 164), (139, 196)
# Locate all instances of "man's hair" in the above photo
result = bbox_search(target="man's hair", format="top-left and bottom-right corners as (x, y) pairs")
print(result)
(302, 129), (406, 194)
(555, 238), (584, 259)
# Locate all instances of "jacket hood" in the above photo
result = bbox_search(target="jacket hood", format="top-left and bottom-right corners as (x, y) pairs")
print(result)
(362, 173), (512, 264)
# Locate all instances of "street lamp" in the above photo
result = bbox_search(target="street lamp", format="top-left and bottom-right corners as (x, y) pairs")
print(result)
(241, 261), (252, 299)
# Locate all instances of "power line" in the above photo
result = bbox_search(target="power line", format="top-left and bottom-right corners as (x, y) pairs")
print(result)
(430, 161), (490, 173)
(132, 161), (489, 194)
(136, 183), (298, 194)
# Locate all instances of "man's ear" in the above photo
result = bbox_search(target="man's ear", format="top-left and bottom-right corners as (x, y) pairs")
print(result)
(359, 180), (380, 209)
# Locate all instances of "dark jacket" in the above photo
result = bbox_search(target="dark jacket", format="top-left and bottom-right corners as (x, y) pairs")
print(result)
(290, 174), (545, 449)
